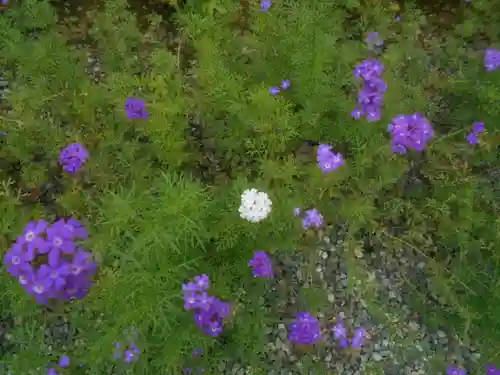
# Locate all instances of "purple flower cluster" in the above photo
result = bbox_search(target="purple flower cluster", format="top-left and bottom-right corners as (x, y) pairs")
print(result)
(332, 317), (366, 349)
(486, 365), (500, 375)
(59, 143), (89, 174)
(387, 113), (435, 154)
(269, 79), (291, 95)
(182, 275), (231, 337)
(447, 366), (467, 375)
(352, 58), (387, 122)
(317, 144), (344, 174)
(466, 121), (485, 145)
(365, 31), (383, 50)
(294, 207), (324, 230)
(260, 0), (271, 11)
(248, 251), (273, 278)
(3, 218), (97, 304)
(113, 341), (140, 363)
(288, 312), (322, 345)
(484, 48), (500, 72)
(47, 355), (70, 375)
(288, 313), (367, 348)
(124, 97), (149, 120)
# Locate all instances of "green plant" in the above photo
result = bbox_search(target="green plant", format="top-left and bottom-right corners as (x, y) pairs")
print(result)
(0, 0), (499, 373)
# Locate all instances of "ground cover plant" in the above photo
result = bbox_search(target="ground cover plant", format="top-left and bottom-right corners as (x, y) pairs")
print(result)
(0, 0), (499, 374)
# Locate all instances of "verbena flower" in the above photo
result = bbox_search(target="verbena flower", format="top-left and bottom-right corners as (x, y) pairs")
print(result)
(281, 79), (291, 90)
(332, 317), (366, 349)
(301, 208), (324, 230)
(260, 0), (271, 12)
(182, 275), (230, 337)
(317, 144), (344, 173)
(124, 97), (148, 120)
(59, 355), (70, 368)
(270, 80), (290, 95)
(238, 188), (272, 223)
(353, 58), (384, 81)
(472, 121), (485, 133)
(466, 132), (478, 145)
(114, 342), (140, 363)
(447, 366), (467, 375)
(288, 312), (323, 345)
(484, 48), (500, 72)
(47, 369), (58, 375)
(486, 365), (499, 375)
(388, 113), (434, 154)
(365, 31), (383, 49)
(332, 318), (349, 348)
(350, 327), (366, 349)
(193, 297), (231, 337)
(293, 207), (301, 216)
(467, 121), (485, 145)
(352, 59), (386, 122)
(59, 143), (89, 174)
(3, 219), (97, 304)
(269, 86), (280, 95)
(248, 251), (273, 278)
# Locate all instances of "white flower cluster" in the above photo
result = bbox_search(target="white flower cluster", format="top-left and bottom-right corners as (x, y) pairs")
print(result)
(238, 188), (272, 223)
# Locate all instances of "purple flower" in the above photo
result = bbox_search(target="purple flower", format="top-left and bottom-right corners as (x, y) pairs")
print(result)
(3, 242), (34, 276)
(302, 208), (324, 230)
(365, 32), (383, 48)
(388, 113), (434, 153)
(47, 222), (76, 255)
(125, 98), (148, 120)
(55, 218), (88, 240)
(486, 365), (499, 375)
(59, 355), (70, 368)
(193, 297), (231, 337)
(317, 144), (344, 173)
(184, 290), (212, 310)
(183, 275), (230, 337)
(260, 0), (271, 11)
(353, 59), (384, 81)
(447, 366), (467, 375)
(248, 251), (273, 278)
(20, 220), (49, 256)
(332, 318), (349, 348)
(472, 121), (485, 133)
(28, 267), (53, 304)
(293, 207), (301, 216)
(352, 59), (386, 122)
(59, 143), (89, 174)
(38, 263), (70, 291)
(269, 86), (281, 95)
(114, 340), (140, 364)
(281, 79), (291, 90)
(288, 312), (322, 345)
(124, 344), (140, 363)
(351, 327), (366, 349)
(484, 48), (500, 72)
(466, 132), (478, 145)
(391, 143), (407, 154)
(47, 369), (58, 375)
(466, 121), (485, 145)
(182, 275), (212, 310)
(4, 218), (98, 304)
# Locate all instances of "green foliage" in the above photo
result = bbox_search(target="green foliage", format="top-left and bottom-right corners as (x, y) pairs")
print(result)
(0, 0), (499, 373)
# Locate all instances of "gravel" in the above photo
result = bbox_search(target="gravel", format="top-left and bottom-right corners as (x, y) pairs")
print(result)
(216, 225), (484, 375)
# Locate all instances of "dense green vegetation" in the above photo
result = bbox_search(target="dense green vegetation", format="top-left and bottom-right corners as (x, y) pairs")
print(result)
(0, 0), (499, 373)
